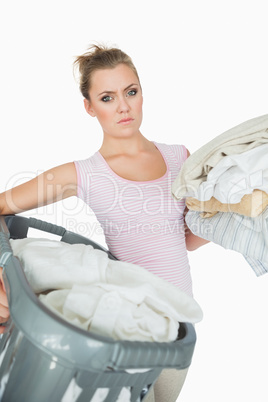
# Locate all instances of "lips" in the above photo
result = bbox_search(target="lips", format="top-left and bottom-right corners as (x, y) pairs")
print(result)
(117, 117), (134, 124)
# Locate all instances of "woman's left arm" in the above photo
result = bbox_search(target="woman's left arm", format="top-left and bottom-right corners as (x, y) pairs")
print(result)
(184, 210), (210, 251)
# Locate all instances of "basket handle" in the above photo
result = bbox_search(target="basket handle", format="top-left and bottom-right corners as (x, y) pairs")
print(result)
(0, 216), (67, 267)
(28, 217), (66, 237)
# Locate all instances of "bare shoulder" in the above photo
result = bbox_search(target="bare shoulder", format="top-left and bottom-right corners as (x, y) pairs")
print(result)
(46, 162), (77, 182)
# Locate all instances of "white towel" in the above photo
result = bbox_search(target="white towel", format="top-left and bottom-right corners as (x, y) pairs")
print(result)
(10, 238), (202, 342)
(172, 114), (268, 200)
(192, 143), (268, 203)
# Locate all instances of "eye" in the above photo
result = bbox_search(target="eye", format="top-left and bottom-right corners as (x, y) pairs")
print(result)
(101, 95), (113, 102)
(127, 89), (137, 97)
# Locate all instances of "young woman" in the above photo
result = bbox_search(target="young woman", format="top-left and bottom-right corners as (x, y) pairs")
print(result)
(0, 45), (208, 401)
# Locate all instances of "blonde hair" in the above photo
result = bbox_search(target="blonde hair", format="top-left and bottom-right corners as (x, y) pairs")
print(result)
(74, 44), (140, 100)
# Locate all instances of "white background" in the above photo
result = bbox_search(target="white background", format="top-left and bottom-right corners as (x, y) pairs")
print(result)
(1, 1), (268, 401)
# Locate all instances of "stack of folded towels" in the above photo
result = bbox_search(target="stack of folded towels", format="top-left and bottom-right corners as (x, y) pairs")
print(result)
(172, 114), (268, 276)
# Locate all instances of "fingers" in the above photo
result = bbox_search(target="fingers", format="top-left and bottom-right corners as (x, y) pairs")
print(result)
(0, 287), (8, 308)
(0, 300), (10, 334)
(0, 268), (8, 307)
(0, 302), (9, 320)
(0, 266), (5, 289)
(0, 304), (10, 333)
(0, 267), (10, 325)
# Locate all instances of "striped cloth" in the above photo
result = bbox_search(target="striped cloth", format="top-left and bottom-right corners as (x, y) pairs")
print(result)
(185, 208), (268, 276)
(75, 142), (193, 296)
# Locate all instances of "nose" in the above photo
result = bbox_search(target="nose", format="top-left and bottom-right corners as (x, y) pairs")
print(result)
(117, 96), (130, 113)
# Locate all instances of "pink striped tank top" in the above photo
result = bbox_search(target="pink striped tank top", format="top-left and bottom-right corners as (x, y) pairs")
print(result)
(75, 142), (192, 296)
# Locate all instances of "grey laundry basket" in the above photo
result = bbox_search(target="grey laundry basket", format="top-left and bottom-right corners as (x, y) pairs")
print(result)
(0, 215), (196, 402)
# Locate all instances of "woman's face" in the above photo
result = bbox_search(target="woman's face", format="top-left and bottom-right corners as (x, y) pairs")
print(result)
(84, 64), (143, 139)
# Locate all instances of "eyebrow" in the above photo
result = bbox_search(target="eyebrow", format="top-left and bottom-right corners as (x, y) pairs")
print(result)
(97, 83), (138, 97)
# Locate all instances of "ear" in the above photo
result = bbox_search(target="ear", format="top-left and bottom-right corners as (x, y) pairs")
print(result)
(84, 98), (96, 117)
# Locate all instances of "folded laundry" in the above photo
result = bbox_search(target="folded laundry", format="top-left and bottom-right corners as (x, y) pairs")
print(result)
(10, 238), (202, 342)
(172, 114), (268, 200)
(186, 190), (268, 218)
(185, 208), (268, 276)
(189, 143), (268, 203)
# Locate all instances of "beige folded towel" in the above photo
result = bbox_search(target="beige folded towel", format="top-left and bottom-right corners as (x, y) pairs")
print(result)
(186, 189), (268, 218)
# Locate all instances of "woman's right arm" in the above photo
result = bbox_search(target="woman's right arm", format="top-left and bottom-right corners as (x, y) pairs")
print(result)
(0, 162), (78, 215)
(0, 162), (78, 331)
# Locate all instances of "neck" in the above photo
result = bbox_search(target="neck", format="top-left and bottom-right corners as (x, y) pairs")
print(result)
(99, 132), (153, 158)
